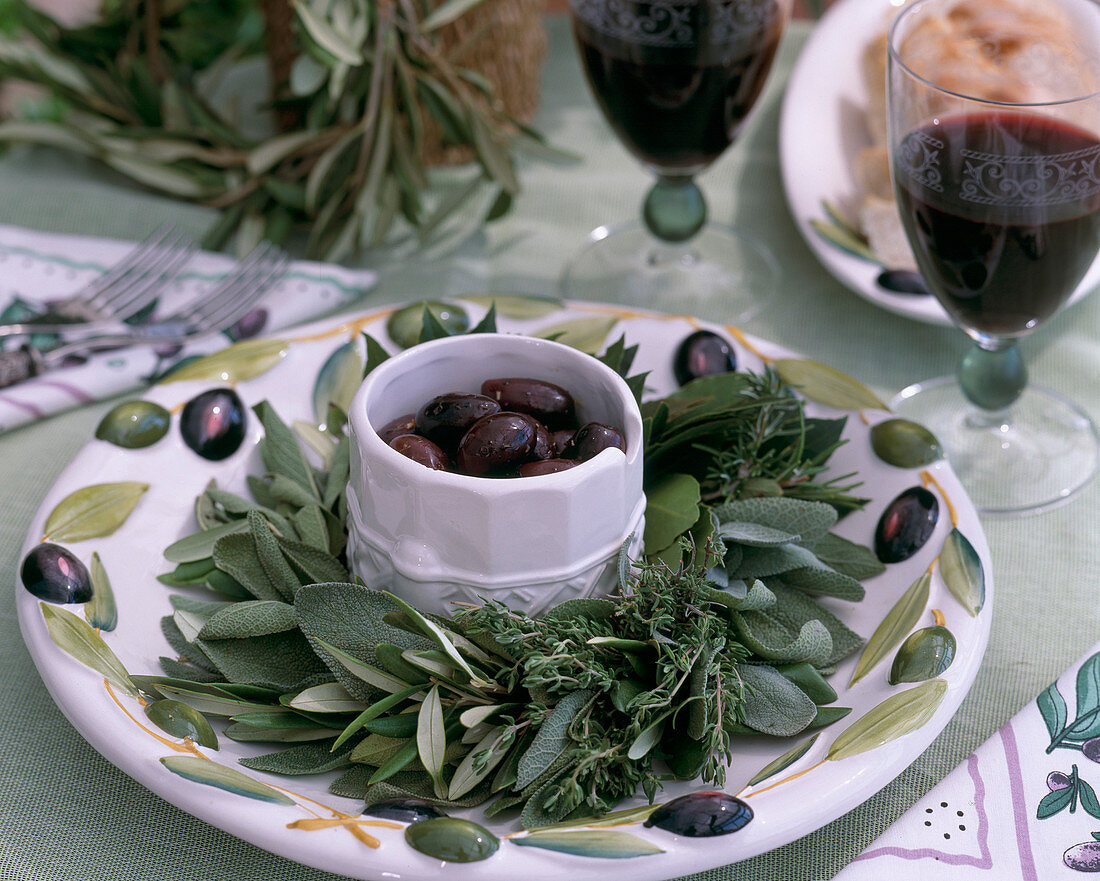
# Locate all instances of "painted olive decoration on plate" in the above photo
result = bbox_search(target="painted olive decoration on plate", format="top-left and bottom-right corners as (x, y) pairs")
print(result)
(386, 300), (469, 349)
(568, 422), (627, 461)
(364, 797), (447, 823)
(180, 387), (246, 461)
(1083, 738), (1100, 764)
(874, 486), (939, 563)
(95, 400), (170, 449)
(144, 699), (218, 749)
(876, 268), (928, 296)
(416, 393), (500, 449)
(480, 377), (575, 429)
(404, 816), (499, 862)
(644, 791), (753, 837)
(1048, 771), (1073, 791)
(1065, 841), (1100, 872)
(456, 412), (537, 475)
(390, 434), (450, 471)
(21, 542), (93, 604)
(870, 418), (943, 468)
(888, 624), (956, 684)
(673, 330), (737, 387)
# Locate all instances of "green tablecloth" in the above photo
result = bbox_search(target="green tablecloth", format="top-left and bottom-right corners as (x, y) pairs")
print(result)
(3, 15), (1098, 881)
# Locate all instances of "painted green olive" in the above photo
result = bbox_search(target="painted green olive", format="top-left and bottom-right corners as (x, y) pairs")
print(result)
(95, 400), (170, 449)
(404, 817), (499, 862)
(889, 625), (956, 684)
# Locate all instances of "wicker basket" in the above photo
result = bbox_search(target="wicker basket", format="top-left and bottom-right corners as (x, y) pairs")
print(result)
(261, 0), (547, 165)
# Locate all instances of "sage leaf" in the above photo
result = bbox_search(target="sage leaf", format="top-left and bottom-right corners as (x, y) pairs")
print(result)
(159, 339), (287, 384)
(40, 602), (136, 697)
(643, 473), (701, 554)
(812, 533), (887, 580)
(240, 740), (355, 776)
(254, 401), (320, 502)
(199, 601), (297, 640)
(774, 358), (889, 411)
(164, 519), (249, 563)
(712, 497), (838, 549)
(196, 629), (330, 692)
(736, 663), (818, 736)
(940, 528), (985, 617)
(827, 679), (948, 762)
(85, 551), (118, 632)
(511, 830), (663, 858)
(517, 689), (595, 790)
(248, 510), (301, 601)
(718, 521), (801, 547)
(534, 315), (618, 354)
(850, 571), (931, 686)
(732, 612), (832, 667)
(144, 699), (218, 749)
(212, 532), (283, 603)
(1037, 683), (1068, 742)
(159, 755), (294, 804)
(748, 733), (820, 786)
(44, 482), (148, 542)
(287, 682), (367, 714)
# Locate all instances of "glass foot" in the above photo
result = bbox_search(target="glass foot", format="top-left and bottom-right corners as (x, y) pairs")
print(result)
(559, 220), (778, 324)
(892, 376), (1099, 516)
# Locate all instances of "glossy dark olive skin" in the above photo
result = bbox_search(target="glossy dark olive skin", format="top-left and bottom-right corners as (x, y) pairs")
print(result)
(377, 413), (417, 445)
(531, 419), (553, 460)
(518, 459), (578, 477)
(390, 434), (450, 470)
(21, 542), (93, 604)
(674, 330), (737, 387)
(874, 486), (939, 563)
(456, 412), (537, 475)
(550, 429), (575, 456)
(480, 377), (575, 429)
(364, 797), (447, 823)
(180, 388), (246, 461)
(644, 791), (753, 837)
(568, 422), (627, 461)
(416, 393), (500, 449)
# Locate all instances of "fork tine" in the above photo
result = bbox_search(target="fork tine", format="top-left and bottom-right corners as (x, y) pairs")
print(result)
(169, 243), (279, 325)
(193, 251), (290, 332)
(88, 231), (196, 319)
(61, 223), (178, 312)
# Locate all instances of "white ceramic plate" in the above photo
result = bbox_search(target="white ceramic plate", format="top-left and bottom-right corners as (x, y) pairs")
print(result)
(779, 0), (1100, 326)
(16, 300), (992, 881)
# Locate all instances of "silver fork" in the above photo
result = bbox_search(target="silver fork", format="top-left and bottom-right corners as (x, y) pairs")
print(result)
(0, 224), (196, 338)
(0, 243), (289, 389)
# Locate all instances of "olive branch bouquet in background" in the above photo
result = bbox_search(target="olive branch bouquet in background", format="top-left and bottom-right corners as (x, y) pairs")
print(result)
(0, 0), (562, 258)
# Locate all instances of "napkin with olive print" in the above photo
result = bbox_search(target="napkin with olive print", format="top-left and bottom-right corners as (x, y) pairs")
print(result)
(835, 639), (1100, 879)
(0, 224), (375, 433)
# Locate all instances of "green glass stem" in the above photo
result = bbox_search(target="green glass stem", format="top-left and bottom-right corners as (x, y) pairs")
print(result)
(957, 341), (1028, 416)
(642, 177), (706, 244)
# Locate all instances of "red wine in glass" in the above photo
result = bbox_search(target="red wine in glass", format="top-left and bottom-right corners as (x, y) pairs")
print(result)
(572, 0), (784, 174)
(893, 111), (1100, 337)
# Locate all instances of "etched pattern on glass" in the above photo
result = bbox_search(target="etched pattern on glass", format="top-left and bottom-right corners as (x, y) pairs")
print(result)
(960, 144), (1100, 207)
(898, 130), (945, 193)
(570, 0), (771, 48)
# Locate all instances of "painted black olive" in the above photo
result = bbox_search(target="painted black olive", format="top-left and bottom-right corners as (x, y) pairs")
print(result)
(1065, 841), (1100, 872)
(390, 434), (450, 471)
(364, 797), (447, 823)
(1083, 738), (1100, 764)
(480, 377), (575, 429)
(21, 542), (93, 604)
(518, 459), (578, 477)
(416, 393), (500, 450)
(644, 791), (753, 837)
(876, 269), (928, 296)
(673, 330), (737, 387)
(180, 387), (246, 461)
(874, 486), (939, 563)
(1048, 771), (1073, 790)
(568, 422), (627, 461)
(376, 413), (417, 445)
(456, 412), (537, 475)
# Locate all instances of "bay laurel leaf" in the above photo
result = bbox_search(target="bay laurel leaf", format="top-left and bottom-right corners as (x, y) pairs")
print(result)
(774, 358), (889, 412)
(159, 755), (295, 804)
(643, 472), (701, 554)
(748, 733), (820, 786)
(85, 551), (118, 632)
(40, 602), (136, 697)
(511, 830), (664, 859)
(940, 528), (985, 617)
(534, 315), (619, 354)
(158, 339), (288, 384)
(826, 678), (948, 762)
(44, 481), (148, 542)
(849, 571), (931, 686)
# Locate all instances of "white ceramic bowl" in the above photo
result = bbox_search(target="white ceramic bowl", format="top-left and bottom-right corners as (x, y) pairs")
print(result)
(345, 334), (646, 616)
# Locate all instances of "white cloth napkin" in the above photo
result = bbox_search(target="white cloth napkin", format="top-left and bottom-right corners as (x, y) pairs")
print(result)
(0, 225), (376, 433)
(835, 641), (1100, 880)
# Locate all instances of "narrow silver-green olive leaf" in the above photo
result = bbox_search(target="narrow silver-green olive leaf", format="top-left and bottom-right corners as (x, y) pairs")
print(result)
(291, 0), (363, 65)
(827, 679), (948, 762)
(531, 804), (662, 832)
(43, 482), (148, 542)
(40, 602), (136, 697)
(287, 682), (367, 714)
(144, 699), (218, 749)
(448, 725), (511, 800)
(95, 400), (170, 449)
(159, 755), (295, 804)
(85, 551), (117, 632)
(940, 528), (985, 617)
(511, 830), (664, 858)
(463, 294), (563, 319)
(331, 685), (424, 751)
(849, 571), (932, 686)
(889, 625), (956, 685)
(153, 684), (274, 716)
(870, 418), (943, 468)
(628, 712), (670, 760)
(381, 591), (486, 686)
(159, 339), (288, 384)
(809, 218), (878, 263)
(418, 685), (447, 798)
(748, 733), (820, 786)
(315, 638), (412, 693)
(312, 340), (363, 425)
(774, 358), (889, 411)
(534, 315), (619, 354)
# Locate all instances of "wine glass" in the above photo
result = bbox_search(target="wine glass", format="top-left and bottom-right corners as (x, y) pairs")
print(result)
(561, 0), (790, 321)
(887, 0), (1100, 515)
